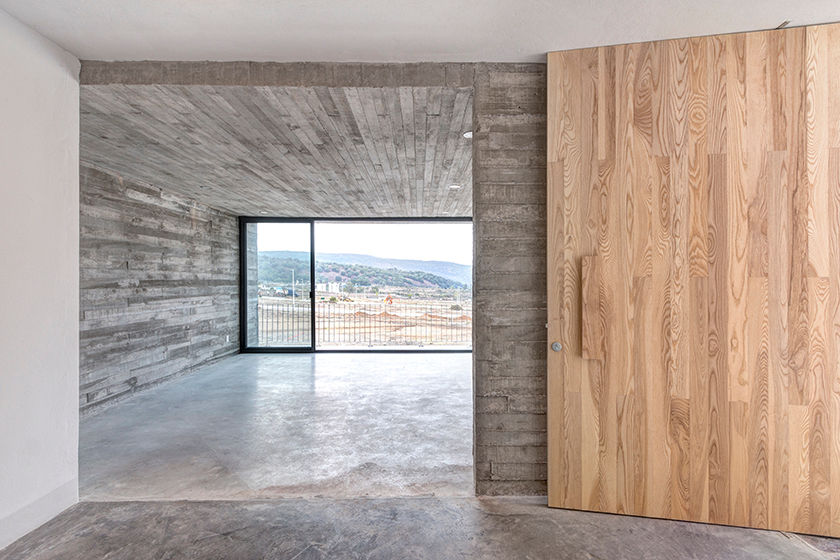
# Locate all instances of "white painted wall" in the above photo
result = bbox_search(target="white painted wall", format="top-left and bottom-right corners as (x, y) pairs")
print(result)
(0, 8), (80, 550)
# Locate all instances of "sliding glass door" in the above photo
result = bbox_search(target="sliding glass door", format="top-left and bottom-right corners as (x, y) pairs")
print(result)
(240, 220), (314, 351)
(240, 217), (472, 352)
(313, 221), (473, 350)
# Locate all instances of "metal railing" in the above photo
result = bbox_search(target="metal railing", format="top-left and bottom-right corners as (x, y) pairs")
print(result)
(257, 298), (472, 348)
(257, 298), (311, 346)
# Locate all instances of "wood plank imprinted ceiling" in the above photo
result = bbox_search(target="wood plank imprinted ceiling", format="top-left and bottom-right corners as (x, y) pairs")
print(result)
(80, 85), (473, 217)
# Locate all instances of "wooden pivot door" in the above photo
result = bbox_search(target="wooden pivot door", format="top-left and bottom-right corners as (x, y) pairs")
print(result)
(546, 22), (840, 536)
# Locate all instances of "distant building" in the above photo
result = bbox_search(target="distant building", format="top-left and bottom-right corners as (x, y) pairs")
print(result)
(315, 282), (341, 293)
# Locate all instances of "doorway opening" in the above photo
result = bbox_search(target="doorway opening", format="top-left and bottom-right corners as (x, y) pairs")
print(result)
(240, 218), (473, 353)
(79, 83), (477, 503)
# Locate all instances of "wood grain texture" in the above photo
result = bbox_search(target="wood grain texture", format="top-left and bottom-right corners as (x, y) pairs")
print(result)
(80, 85), (473, 217)
(580, 256), (604, 360)
(547, 22), (840, 536)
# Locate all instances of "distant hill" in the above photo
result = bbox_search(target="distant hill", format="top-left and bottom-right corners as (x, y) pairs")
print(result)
(258, 251), (469, 290)
(259, 251), (472, 286)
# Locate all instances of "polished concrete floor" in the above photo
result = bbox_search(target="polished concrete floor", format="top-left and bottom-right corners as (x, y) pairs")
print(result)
(80, 353), (474, 500)
(37, 353), (835, 559)
(3, 497), (839, 560)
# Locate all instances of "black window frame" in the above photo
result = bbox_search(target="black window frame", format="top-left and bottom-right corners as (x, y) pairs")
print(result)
(238, 216), (473, 354)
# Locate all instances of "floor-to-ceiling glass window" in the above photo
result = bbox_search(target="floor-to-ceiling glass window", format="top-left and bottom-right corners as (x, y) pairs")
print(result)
(313, 221), (472, 350)
(241, 220), (313, 350)
(241, 218), (471, 352)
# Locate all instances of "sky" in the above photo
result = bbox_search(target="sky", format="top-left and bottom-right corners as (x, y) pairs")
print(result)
(256, 221), (473, 265)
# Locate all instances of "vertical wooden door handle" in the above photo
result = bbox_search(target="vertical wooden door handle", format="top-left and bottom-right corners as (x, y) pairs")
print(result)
(580, 255), (603, 360)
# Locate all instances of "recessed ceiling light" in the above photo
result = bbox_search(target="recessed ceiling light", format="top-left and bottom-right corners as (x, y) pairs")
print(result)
(449, 184), (462, 190)
(259, 211), (269, 215)
(463, 131), (473, 139)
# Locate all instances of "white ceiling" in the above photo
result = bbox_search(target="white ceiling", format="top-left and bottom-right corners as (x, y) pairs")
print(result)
(1, 1), (839, 63)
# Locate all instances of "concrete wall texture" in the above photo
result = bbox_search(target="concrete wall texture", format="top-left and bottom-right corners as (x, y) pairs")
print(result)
(245, 223), (259, 347)
(79, 166), (239, 412)
(472, 64), (547, 495)
(78, 61), (548, 494)
(0, 7), (80, 550)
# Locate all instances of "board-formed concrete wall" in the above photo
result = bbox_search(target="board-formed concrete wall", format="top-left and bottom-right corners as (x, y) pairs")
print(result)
(245, 224), (259, 347)
(79, 60), (548, 494)
(472, 63), (547, 495)
(79, 166), (239, 412)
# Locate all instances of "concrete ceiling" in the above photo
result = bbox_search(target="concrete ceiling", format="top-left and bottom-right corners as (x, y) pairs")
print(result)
(80, 85), (473, 217)
(2, 1), (840, 63)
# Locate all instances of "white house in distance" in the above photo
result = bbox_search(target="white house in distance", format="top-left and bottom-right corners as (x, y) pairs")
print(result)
(315, 282), (342, 294)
